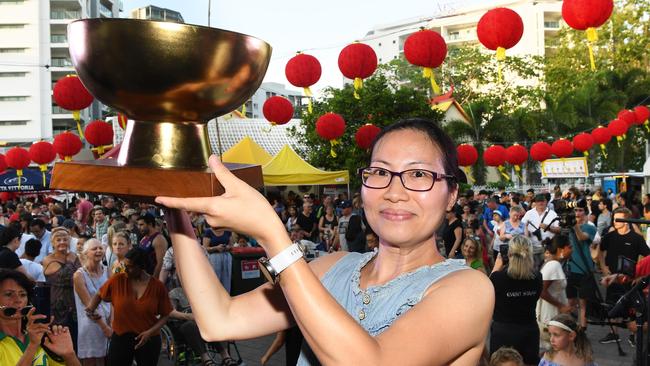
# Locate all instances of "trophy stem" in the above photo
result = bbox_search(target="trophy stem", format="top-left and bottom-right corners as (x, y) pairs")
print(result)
(118, 120), (212, 170)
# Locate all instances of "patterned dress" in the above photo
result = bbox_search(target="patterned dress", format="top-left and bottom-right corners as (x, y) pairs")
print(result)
(45, 257), (81, 330)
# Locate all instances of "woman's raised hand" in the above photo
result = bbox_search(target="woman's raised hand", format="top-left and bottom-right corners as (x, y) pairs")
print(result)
(25, 307), (51, 345)
(157, 155), (287, 248)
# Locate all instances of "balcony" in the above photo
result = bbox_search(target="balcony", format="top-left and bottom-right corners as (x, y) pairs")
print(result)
(99, 3), (113, 17)
(51, 57), (73, 67)
(50, 34), (67, 43)
(52, 105), (72, 114)
(544, 21), (560, 30)
(50, 10), (81, 20)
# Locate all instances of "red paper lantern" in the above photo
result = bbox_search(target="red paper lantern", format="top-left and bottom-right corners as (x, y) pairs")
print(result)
(53, 132), (83, 161)
(316, 113), (346, 157)
(285, 53), (321, 113)
(551, 139), (573, 158)
(484, 145), (509, 181)
(572, 133), (595, 156)
(262, 96), (294, 126)
(355, 124), (381, 150)
(85, 120), (114, 156)
(6, 147), (31, 190)
(338, 43), (377, 99)
(530, 142), (552, 162)
(506, 144), (528, 180)
(477, 8), (524, 79)
(29, 141), (56, 186)
(52, 75), (94, 137)
(633, 106), (650, 130)
(617, 109), (636, 127)
(0, 192), (13, 203)
(457, 144), (478, 167)
(608, 118), (628, 144)
(117, 113), (129, 130)
(0, 154), (6, 173)
(403, 29), (447, 94)
(561, 0), (613, 71)
(591, 126), (612, 157)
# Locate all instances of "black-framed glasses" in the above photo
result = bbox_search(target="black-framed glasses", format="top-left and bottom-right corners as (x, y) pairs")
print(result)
(0, 305), (33, 317)
(358, 167), (455, 192)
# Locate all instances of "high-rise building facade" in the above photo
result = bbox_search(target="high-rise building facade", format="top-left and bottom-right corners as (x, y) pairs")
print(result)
(0, 0), (120, 145)
(131, 5), (184, 23)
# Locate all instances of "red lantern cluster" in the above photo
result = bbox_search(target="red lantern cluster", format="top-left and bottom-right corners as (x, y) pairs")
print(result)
(6, 147), (31, 190)
(618, 110), (636, 127)
(338, 43), (377, 99)
(608, 119), (628, 143)
(403, 29), (447, 94)
(354, 124), (381, 150)
(477, 7), (524, 81)
(457, 144), (479, 167)
(285, 53), (321, 113)
(316, 113), (346, 157)
(484, 145), (510, 180)
(262, 96), (294, 127)
(53, 132), (83, 161)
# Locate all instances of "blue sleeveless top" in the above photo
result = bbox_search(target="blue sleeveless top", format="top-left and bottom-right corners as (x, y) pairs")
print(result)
(296, 251), (468, 365)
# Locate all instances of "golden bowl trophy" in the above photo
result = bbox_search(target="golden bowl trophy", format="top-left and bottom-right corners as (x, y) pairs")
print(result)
(51, 19), (272, 199)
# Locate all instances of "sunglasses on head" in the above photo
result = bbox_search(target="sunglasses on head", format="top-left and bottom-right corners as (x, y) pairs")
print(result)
(0, 305), (33, 317)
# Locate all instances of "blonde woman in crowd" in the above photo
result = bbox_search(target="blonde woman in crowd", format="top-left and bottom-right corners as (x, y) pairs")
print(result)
(462, 237), (486, 274)
(73, 239), (111, 366)
(109, 231), (132, 276)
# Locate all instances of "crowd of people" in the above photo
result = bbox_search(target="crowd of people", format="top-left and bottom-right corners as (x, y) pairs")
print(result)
(0, 123), (649, 365)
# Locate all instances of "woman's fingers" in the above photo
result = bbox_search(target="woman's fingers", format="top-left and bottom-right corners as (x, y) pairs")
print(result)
(155, 195), (215, 213)
(207, 155), (241, 191)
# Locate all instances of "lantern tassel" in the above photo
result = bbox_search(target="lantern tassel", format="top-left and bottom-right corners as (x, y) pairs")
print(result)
(39, 164), (47, 187)
(303, 87), (314, 114)
(16, 169), (23, 190)
(329, 139), (340, 158)
(616, 136), (623, 147)
(262, 123), (274, 133)
(463, 166), (475, 184)
(422, 67), (441, 95)
(644, 120), (650, 133)
(599, 144), (607, 158)
(64, 156), (72, 162)
(497, 165), (510, 181)
(585, 27), (598, 71)
(514, 165), (523, 182)
(353, 78), (362, 100)
(583, 151), (589, 157)
(72, 110), (84, 139)
(241, 104), (247, 117)
(496, 47), (506, 83)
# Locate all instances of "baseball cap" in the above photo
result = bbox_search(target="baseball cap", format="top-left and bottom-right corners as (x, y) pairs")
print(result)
(534, 193), (547, 202)
(62, 219), (76, 230)
(340, 200), (352, 209)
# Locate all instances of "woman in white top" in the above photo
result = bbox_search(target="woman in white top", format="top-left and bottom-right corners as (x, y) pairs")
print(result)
(537, 234), (573, 350)
(491, 210), (506, 260)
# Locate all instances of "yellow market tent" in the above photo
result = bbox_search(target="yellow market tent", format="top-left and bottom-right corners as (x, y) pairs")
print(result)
(262, 145), (349, 186)
(222, 136), (273, 166)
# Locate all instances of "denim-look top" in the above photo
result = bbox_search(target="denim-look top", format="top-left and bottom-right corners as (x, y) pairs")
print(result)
(296, 251), (468, 365)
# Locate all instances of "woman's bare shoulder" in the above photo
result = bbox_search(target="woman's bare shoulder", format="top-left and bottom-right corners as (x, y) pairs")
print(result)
(308, 251), (350, 279)
(425, 267), (494, 301)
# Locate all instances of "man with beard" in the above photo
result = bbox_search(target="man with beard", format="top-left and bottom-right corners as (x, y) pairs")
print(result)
(137, 213), (168, 278)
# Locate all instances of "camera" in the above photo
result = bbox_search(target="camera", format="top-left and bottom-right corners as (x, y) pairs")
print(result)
(553, 200), (578, 228)
(499, 244), (509, 266)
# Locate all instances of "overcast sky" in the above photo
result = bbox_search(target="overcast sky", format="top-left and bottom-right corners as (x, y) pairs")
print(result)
(122, 0), (482, 94)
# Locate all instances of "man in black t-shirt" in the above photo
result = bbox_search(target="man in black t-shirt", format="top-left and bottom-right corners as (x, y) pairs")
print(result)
(296, 202), (316, 241)
(598, 207), (650, 344)
(0, 226), (24, 272)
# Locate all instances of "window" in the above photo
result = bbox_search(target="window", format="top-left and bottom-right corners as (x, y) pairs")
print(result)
(0, 48), (26, 53)
(0, 72), (27, 77)
(0, 0), (25, 4)
(448, 31), (460, 40)
(0, 96), (27, 101)
(544, 21), (560, 29)
(51, 58), (73, 67)
(51, 34), (67, 43)
(0, 120), (28, 126)
(0, 24), (25, 28)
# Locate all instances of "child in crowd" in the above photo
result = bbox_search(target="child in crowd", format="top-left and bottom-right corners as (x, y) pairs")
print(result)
(540, 314), (596, 366)
(489, 347), (524, 366)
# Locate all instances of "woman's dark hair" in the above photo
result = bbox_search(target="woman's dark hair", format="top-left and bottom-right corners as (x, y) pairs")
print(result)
(369, 118), (458, 190)
(543, 234), (569, 255)
(0, 269), (34, 299)
(601, 198), (613, 212)
(124, 247), (148, 270)
(0, 226), (21, 247)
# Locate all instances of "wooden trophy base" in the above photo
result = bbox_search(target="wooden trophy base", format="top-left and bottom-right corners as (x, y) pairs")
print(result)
(51, 159), (263, 201)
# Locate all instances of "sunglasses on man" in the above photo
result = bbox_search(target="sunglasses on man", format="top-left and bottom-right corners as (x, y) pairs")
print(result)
(0, 305), (33, 317)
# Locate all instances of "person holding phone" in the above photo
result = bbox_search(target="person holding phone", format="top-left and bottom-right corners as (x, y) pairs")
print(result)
(0, 268), (81, 365)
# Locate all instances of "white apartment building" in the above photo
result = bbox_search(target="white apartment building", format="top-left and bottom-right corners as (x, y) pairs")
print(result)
(0, 0), (120, 145)
(244, 82), (304, 119)
(361, 0), (561, 65)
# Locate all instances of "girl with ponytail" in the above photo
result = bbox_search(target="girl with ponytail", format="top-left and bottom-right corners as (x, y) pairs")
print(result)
(541, 313), (595, 365)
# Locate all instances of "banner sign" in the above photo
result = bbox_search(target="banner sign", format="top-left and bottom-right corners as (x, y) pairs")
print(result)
(0, 168), (52, 192)
(241, 259), (260, 279)
(541, 157), (589, 178)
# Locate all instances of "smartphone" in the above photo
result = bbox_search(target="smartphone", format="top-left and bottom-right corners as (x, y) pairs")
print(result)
(32, 282), (51, 323)
(499, 244), (509, 266)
